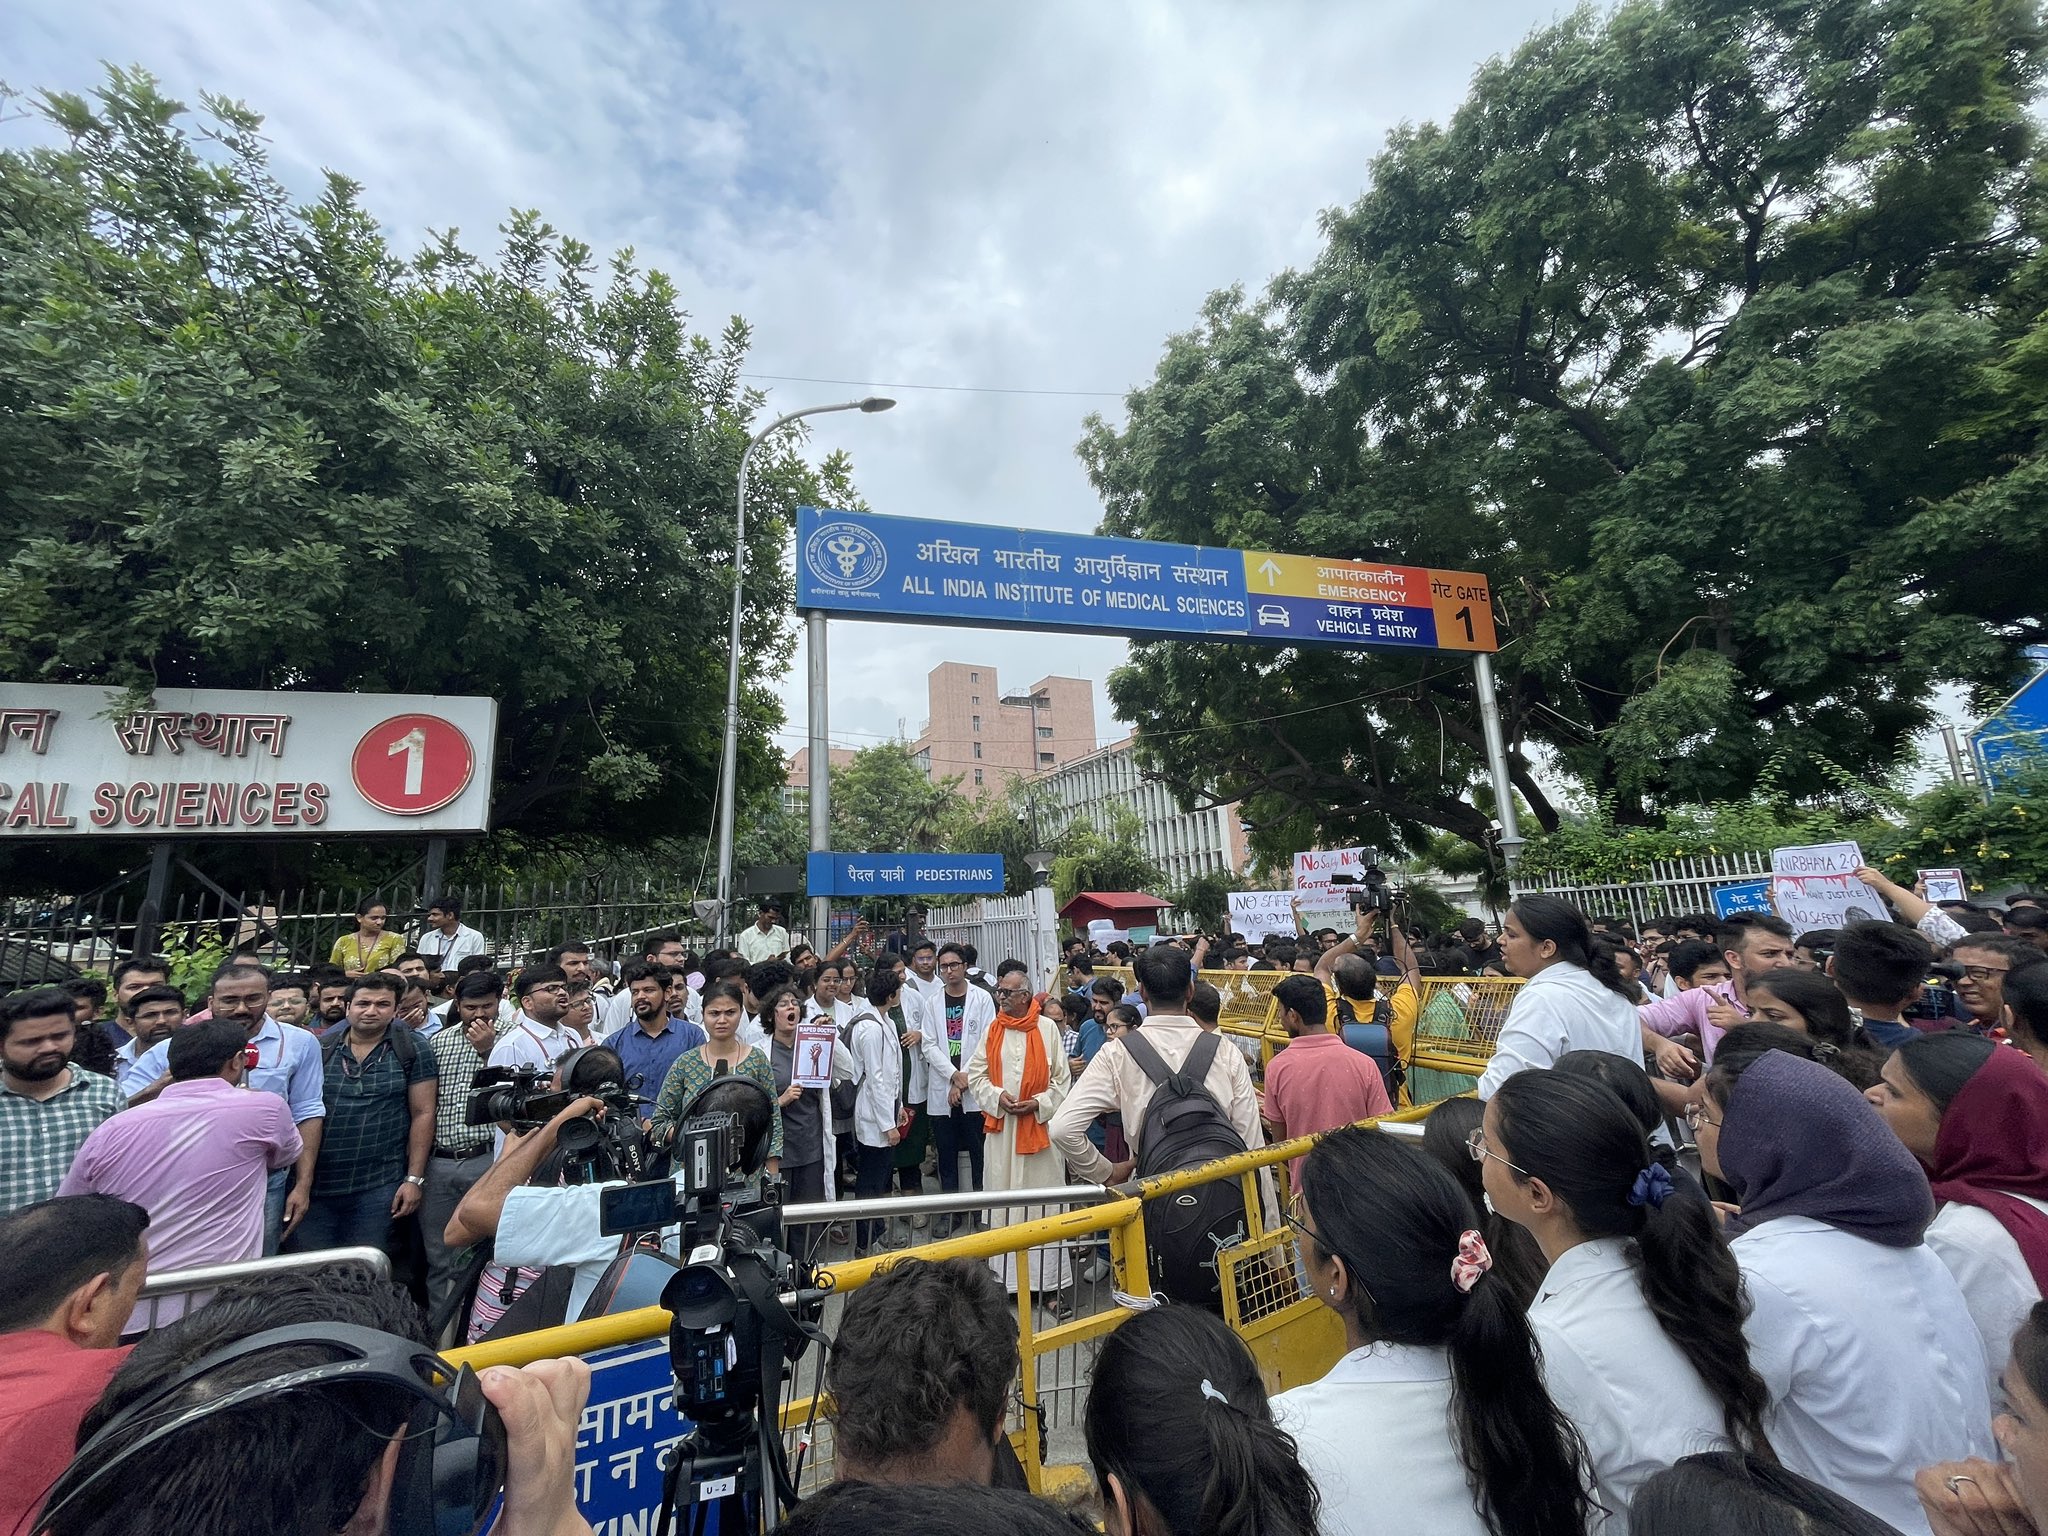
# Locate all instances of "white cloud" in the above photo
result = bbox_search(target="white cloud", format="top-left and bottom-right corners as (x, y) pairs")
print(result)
(9, 0), (1574, 757)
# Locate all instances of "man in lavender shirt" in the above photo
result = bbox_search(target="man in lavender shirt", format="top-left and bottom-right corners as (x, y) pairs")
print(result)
(1636, 912), (1800, 1113)
(59, 1019), (300, 1331)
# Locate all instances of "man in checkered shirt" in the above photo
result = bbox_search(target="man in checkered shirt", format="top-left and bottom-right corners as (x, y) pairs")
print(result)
(0, 988), (124, 1215)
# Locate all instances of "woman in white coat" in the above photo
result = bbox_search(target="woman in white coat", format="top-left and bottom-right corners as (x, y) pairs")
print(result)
(967, 960), (1071, 1302)
(1273, 1125), (1592, 1536)
(1484, 1068), (1772, 1527)
(1699, 1043), (1995, 1536)
(1868, 1031), (2048, 1406)
(1478, 896), (1646, 1099)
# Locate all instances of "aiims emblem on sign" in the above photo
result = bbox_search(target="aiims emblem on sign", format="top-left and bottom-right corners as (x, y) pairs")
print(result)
(804, 520), (887, 593)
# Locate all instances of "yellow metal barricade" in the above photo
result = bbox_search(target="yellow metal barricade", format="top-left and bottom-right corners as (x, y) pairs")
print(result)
(1408, 976), (1524, 1102)
(442, 1100), (1456, 1524)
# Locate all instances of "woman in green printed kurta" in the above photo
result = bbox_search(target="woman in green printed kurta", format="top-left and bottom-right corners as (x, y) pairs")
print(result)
(650, 979), (783, 1169)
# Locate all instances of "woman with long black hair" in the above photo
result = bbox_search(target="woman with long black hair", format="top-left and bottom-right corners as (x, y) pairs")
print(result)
(1085, 1303), (1319, 1536)
(1745, 970), (1883, 1090)
(1483, 1069), (1771, 1525)
(1274, 1125), (1590, 1536)
(1478, 896), (1644, 1098)
(1421, 1097), (1546, 1314)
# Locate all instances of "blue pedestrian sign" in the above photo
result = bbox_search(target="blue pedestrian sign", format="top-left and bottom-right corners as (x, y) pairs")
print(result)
(806, 852), (1007, 897)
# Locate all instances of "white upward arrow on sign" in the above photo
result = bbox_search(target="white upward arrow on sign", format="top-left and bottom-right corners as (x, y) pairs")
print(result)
(1258, 558), (1282, 587)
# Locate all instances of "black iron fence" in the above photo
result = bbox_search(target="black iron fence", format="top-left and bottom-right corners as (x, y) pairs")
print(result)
(0, 873), (715, 988)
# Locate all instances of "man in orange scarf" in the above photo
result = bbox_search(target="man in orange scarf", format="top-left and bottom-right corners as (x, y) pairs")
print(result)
(967, 959), (1073, 1305)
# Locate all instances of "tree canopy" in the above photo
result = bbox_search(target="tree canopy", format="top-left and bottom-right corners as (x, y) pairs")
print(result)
(0, 69), (857, 870)
(1081, 0), (2048, 868)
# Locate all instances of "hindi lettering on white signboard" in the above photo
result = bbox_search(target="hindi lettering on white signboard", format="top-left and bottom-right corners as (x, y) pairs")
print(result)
(1770, 842), (1886, 932)
(1227, 891), (1298, 944)
(0, 684), (496, 837)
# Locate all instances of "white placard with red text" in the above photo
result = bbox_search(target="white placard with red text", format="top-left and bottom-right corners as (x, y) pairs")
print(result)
(0, 683), (496, 836)
(1770, 841), (1887, 932)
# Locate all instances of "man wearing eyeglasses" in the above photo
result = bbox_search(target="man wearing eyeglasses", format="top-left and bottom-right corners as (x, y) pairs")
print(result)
(923, 944), (995, 1218)
(487, 968), (579, 1076)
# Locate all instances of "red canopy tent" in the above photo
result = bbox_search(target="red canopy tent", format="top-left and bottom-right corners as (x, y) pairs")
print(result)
(1058, 891), (1171, 937)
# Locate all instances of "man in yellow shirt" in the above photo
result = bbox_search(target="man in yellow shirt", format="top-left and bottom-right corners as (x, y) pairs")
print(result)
(1311, 904), (1422, 1106)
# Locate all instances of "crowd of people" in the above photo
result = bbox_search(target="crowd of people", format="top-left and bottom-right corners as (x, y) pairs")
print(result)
(4, 872), (2048, 1533)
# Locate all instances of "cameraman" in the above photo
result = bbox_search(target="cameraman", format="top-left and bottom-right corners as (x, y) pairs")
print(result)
(1314, 900), (1421, 1103)
(445, 1047), (647, 1338)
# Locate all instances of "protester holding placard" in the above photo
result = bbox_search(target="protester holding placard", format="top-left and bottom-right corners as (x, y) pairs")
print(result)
(767, 986), (851, 1206)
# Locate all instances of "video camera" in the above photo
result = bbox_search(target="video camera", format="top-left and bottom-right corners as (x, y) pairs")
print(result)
(1330, 850), (1401, 918)
(464, 1061), (646, 1183)
(598, 1078), (824, 1534)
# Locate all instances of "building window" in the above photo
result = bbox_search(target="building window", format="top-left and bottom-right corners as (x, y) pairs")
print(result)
(971, 695), (980, 705)
(1037, 725), (1053, 738)
(973, 743), (983, 759)
(970, 671), (980, 682)
(972, 715), (981, 732)
(1040, 751), (1055, 766)
(974, 768), (984, 786)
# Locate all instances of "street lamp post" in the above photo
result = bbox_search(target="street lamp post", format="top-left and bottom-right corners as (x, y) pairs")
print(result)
(1001, 688), (1047, 848)
(713, 396), (894, 944)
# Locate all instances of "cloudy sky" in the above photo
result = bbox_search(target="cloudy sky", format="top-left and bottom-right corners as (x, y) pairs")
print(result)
(8, 0), (1596, 760)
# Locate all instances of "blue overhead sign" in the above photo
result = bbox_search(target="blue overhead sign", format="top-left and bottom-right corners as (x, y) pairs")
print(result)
(807, 852), (1008, 897)
(1970, 665), (2048, 791)
(794, 507), (1500, 653)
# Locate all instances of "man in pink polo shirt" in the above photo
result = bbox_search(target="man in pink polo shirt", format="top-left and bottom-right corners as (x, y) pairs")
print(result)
(59, 1017), (300, 1330)
(1261, 974), (1392, 1190)
(1636, 912), (1800, 1111)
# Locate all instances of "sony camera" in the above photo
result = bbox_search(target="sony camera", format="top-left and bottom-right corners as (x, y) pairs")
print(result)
(598, 1079), (821, 1527)
(465, 1062), (646, 1183)
(1330, 850), (1401, 918)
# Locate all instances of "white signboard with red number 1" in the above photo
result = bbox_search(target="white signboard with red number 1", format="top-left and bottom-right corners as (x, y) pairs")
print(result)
(0, 683), (496, 836)
(351, 714), (478, 815)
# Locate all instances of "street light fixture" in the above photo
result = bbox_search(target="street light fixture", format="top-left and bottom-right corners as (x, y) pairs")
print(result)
(1001, 687), (1048, 849)
(712, 396), (895, 943)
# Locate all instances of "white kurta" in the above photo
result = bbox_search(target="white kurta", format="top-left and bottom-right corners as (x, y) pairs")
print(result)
(968, 1014), (1073, 1295)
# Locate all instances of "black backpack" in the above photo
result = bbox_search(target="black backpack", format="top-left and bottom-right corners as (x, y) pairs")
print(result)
(1120, 1030), (1250, 1310)
(831, 1013), (875, 1123)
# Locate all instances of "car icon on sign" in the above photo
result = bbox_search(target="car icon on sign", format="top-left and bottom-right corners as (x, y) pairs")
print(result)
(1256, 604), (1290, 627)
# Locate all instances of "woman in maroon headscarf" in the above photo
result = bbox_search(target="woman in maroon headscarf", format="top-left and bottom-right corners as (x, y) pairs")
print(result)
(1869, 1032), (2048, 1407)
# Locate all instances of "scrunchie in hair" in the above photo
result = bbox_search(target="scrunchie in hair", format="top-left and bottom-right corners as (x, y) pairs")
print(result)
(1450, 1229), (1492, 1293)
(1628, 1162), (1675, 1210)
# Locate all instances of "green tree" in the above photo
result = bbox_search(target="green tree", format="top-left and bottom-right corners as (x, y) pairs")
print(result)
(1051, 804), (1169, 911)
(937, 778), (1063, 894)
(1172, 867), (1248, 931)
(1081, 0), (2047, 868)
(0, 69), (857, 875)
(829, 744), (959, 853)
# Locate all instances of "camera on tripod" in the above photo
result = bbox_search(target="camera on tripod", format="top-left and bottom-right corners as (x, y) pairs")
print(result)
(464, 1061), (646, 1183)
(1330, 850), (1401, 918)
(598, 1077), (824, 1534)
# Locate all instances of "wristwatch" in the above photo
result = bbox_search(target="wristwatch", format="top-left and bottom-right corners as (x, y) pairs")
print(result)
(404, 1174), (426, 1187)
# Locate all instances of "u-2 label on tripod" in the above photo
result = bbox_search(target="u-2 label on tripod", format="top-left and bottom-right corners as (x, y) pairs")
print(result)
(699, 1475), (738, 1499)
